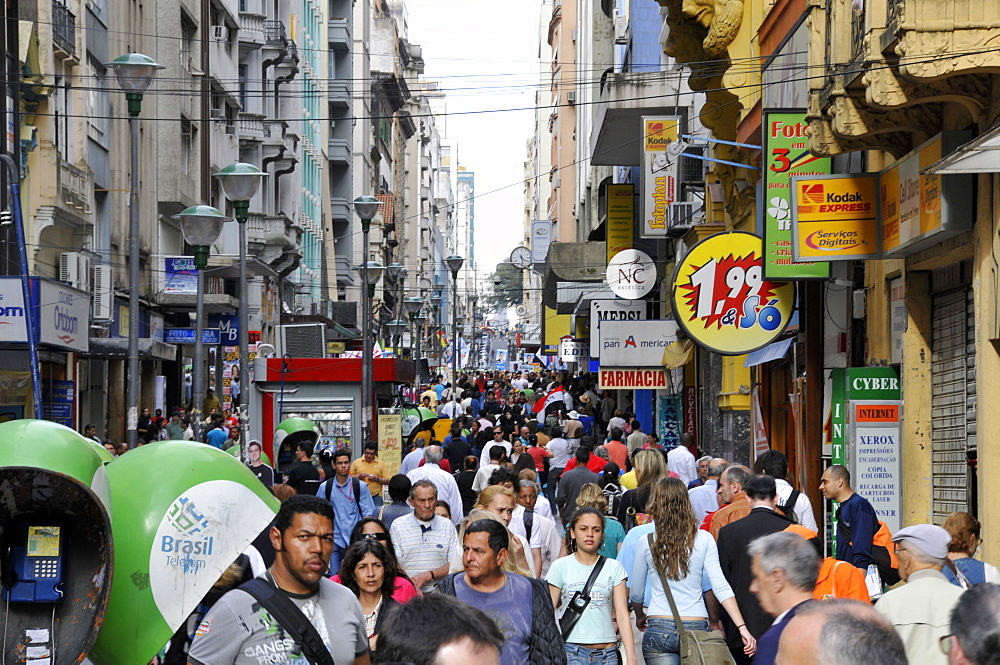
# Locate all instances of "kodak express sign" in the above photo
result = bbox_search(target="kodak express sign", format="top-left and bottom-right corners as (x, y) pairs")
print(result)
(790, 173), (881, 261)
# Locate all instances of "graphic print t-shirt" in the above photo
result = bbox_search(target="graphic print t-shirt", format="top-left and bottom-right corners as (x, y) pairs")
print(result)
(545, 555), (627, 644)
(188, 578), (367, 665)
(454, 573), (533, 665)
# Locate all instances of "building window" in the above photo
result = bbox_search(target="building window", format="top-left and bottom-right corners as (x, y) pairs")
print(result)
(181, 117), (196, 174)
(87, 59), (110, 147)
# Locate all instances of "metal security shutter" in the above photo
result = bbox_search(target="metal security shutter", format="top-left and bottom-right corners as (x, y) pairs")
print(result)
(930, 288), (976, 523)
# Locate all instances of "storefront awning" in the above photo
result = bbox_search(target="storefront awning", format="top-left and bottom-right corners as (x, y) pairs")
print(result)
(923, 124), (1000, 174)
(744, 338), (793, 368)
(661, 338), (695, 369)
(85, 338), (177, 361)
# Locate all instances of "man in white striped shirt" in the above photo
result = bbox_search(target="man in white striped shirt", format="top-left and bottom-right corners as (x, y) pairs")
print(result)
(389, 479), (460, 592)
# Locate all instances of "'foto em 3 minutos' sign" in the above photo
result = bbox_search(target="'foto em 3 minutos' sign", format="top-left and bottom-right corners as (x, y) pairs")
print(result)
(791, 173), (881, 261)
(762, 111), (831, 279)
(671, 232), (794, 355)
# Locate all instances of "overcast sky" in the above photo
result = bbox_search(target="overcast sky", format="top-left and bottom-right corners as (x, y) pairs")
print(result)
(405, 0), (542, 279)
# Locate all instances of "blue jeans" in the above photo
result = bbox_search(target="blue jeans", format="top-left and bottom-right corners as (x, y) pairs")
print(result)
(565, 643), (619, 665)
(642, 617), (709, 665)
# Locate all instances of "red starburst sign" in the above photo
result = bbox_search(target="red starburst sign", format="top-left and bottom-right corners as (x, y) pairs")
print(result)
(671, 232), (795, 355)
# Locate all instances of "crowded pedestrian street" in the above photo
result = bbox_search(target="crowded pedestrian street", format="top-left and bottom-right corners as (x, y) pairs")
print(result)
(4, 0), (1000, 662)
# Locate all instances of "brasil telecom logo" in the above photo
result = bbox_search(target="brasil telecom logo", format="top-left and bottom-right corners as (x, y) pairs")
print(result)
(166, 496), (210, 536)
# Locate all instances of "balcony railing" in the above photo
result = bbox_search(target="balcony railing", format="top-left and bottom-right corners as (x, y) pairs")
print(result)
(264, 20), (287, 45)
(851, 8), (866, 63)
(52, 0), (76, 56)
(238, 112), (265, 139)
(239, 12), (265, 38)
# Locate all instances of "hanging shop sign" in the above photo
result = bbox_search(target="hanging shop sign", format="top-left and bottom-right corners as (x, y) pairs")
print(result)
(791, 173), (881, 261)
(657, 395), (682, 448)
(531, 220), (553, 265)
(559, 336), (588, 363)
(589, 299), (647, 358)
(641, 115), (681, 238)
(671, 232), (794, 355)
(0, 278), (90, 352)
(598, 319), (678, 367)
(762, 111), (832, 279)
(606, 184), (634, 262)
(607, 249), (657, 299)
(598, 367), (668, 390)
(881, 131), (975, 257)
(164, 256), (198, 295)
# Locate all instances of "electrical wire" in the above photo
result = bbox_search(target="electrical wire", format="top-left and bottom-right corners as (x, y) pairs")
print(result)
(7, 21), (983, 298)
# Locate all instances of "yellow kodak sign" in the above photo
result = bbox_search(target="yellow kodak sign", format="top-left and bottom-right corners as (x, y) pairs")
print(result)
(791, 174), (881, 261)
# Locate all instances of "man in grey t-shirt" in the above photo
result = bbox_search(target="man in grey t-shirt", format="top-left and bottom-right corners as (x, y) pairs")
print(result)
(188, 495), (370, 665)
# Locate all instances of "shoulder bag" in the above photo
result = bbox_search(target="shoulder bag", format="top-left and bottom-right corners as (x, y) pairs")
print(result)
(240, 578), (337, 665)
(559, 556), (606, 641)
(647, 534), (735, 665)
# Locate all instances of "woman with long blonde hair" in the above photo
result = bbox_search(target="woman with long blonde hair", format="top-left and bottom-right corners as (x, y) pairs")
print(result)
(615, 449), (667, 529)
(629, 477), (755, 665)
(450, 486), (534, 577)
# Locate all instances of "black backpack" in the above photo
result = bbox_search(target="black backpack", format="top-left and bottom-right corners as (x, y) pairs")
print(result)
(323, 476), (362, 507)
(776, 489), (800, 523)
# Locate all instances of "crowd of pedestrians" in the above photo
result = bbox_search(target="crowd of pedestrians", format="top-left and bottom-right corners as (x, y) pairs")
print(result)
(168, 369), (1000, 665)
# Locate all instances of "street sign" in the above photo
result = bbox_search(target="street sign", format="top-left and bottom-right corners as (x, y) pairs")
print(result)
(164, 328), (221, 345)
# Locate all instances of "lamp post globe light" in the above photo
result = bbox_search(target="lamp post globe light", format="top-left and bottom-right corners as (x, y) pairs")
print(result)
(444, 256), (464, 386)
(214, 163), (267, 462)
(176, 205), (227, 442)
(107, 53), (163, 448)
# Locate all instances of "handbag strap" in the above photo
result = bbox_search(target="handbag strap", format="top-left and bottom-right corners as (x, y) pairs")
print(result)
(240, 578), (336, 665)
(647, 533), (688, 643)
(582, 555), (608, 599)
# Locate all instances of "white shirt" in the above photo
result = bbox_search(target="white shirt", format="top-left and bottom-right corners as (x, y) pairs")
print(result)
(775, 478), (818, 531)
(439, 401), (462, 419)
(667, 445), (698, 486)
(406, 464), (463, 526)
(512, 377), (529, 390)
(473, 463), (501, 493)
(688, 479), (720, 522)
(399, 448), (425, 475)
(479, 440), (512, 469)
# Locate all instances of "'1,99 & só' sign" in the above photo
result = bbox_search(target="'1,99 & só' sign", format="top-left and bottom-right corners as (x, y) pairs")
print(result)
(671, 232), (795, 355)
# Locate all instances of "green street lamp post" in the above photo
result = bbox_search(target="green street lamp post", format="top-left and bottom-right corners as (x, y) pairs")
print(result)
(444, 255), (465, 385)
(107, 53), (163, 448)
(214, 163), (267, 460)
(353, 196), (381, 448)
(175, 205), (227, 442)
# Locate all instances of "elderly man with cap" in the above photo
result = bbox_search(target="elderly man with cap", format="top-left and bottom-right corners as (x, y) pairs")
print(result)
(874, 524), (966, 665)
